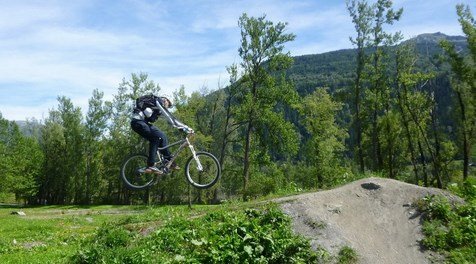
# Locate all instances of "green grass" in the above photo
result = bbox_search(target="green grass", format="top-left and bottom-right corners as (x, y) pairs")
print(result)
(0, 205), (150, 263)
(71, 203), (322, 263)
(1, 201), (359, 263)
(416, 179), (476, 264)
(337, 246), (358, 264)
(0, 203), (317, 263)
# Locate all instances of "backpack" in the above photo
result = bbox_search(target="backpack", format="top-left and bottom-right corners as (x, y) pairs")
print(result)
(135, 94), (158, 111)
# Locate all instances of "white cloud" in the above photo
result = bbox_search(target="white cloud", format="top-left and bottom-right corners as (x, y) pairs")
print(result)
(0, 99), (57, 121)
(0, 4), (65, 33)
(0, 0), (473, 121)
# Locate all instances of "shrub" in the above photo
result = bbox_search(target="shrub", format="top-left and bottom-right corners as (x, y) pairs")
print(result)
(337, 246), (358, 264)
(417, 193), (476, 263)
(72, 223), (132, 263)
(71, 204), (321, 263)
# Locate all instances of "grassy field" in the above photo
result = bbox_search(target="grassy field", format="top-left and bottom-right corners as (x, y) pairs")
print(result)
(0, 202), (322, 264)
(0, 204), (222, 263)
(0, 205), (141, 263)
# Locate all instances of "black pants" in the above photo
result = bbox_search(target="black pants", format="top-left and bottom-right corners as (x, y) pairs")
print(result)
(131, 119), (172, 166)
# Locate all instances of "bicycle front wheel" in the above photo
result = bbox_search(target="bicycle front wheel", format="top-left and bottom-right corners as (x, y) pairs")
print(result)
(185, 152), (221, 189)
(120, 154), (156, 190)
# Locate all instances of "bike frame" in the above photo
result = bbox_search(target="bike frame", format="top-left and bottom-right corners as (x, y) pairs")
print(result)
(156, 133), (203, 171)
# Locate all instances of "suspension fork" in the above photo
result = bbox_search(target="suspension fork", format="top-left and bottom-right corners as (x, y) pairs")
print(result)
(186, 137), (203, 171)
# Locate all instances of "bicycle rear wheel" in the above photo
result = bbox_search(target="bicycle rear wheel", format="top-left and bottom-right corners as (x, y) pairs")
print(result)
(185, 152), (221, 189)
(120, 154), (156, 190)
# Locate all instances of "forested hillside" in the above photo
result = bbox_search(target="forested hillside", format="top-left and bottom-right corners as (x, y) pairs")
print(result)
(1, 2), (474, 206)
(288, 32), (467, 95)
(286, 32), (468, 157)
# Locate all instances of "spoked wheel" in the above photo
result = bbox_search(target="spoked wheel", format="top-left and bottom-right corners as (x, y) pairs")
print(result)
(120, 154), (157, 190)
(185, 152), (221, 189)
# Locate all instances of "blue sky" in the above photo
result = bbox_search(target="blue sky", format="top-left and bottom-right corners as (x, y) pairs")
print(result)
(0, 0), (474, 121)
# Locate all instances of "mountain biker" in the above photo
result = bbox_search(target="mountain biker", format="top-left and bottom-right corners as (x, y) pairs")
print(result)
(130, 95), (191, 174)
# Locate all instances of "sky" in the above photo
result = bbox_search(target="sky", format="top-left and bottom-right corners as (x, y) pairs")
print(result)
(0, 0), (474, 121)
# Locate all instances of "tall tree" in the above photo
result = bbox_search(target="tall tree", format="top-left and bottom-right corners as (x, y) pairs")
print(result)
(346, 0), (373, 173)
(236, 13), (298, 199)
(219, 64), (240, 168)
(440, 4), (476, 180)
(106, 73), (160, 203)
(366, 0), (403, 171)
(0, 114), (42, 204)
(57, 96), (85, 203)
(84, 89), (108, 204)
(11, 135), (43, 204)
(213, 65), (244, 198)
(298, 88), (347, 187)
(39, 116), (67, 204)
(394, 43), (434, 184)
(0, 113), (13, 201)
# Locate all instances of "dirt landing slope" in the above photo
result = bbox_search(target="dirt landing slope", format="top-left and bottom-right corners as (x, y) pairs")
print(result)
(276, 177), (460, 264)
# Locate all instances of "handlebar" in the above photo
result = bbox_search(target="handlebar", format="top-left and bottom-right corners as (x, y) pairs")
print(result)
(179, 126), (194, 134)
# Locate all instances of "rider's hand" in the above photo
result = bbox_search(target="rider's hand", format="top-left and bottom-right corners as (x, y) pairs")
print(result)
(179, 126), (193, 134)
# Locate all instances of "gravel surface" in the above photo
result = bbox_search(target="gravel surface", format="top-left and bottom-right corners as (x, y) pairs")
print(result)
(275, 177), (460, 264)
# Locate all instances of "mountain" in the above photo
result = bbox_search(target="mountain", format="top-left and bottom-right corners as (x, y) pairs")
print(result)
(406, 32), (466, 46)
(287, 32), (467, 97)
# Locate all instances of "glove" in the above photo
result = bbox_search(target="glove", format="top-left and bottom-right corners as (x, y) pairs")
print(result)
(179, 126), (193, 133)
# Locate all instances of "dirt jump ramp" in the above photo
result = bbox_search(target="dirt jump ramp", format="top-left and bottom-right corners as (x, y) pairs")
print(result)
(276, 177), (459, 264)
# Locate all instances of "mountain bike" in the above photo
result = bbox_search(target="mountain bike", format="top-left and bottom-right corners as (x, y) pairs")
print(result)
(120, 128), (221, 190)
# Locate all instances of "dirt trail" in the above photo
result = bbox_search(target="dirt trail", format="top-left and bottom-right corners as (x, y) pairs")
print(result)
(275, 177), (460, 264)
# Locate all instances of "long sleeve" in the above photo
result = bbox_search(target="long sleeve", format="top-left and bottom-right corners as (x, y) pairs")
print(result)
(155, 100), (187, 129)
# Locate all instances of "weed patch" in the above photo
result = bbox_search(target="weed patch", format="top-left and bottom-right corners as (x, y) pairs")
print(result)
(72, 204), (320, 263)
(416, 180), (476, 263)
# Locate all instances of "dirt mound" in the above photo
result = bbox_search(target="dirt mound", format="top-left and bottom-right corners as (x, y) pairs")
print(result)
(275, 177), (461, 264)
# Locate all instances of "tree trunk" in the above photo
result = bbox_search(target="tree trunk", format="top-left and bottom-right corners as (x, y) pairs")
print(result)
(355, 48), (365, 173)
(417, 140), (429, 187)
(456, 91), (470, 180)
(85, 155), (91, 205)
(402, 116), (419, 184)
(430, 108), (443, 188)
(371, 109), (380, 170)
(405, 98), (441, 188)
(242, 120), (252, 201)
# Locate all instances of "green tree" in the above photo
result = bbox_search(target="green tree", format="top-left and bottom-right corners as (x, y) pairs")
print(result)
(39, 117), (67, 204)
(235, 13), (298, 199)
(57, 96), (85, 203)
(440, 4), (476, 180)
(37, 97), (85, 204)
(0, 113), (12, 201)
(172, 86), (228, 203)
(84, 89), (108, 204)
(346, 0), (373, 173)
(0, 113), (42, 204)
(298, 88), (348, 187)
(106, 73), (160, 204)
(395, 43), (434, 184)
(377, 110), (406, 179)
(11, 135), (43, 204)
(218, 64), (243, 197)
(365, 0), (403, 171)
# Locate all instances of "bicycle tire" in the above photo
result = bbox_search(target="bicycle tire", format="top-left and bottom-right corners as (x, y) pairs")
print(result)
(185, 152), (221, 189)
(120, 154), (156, 190)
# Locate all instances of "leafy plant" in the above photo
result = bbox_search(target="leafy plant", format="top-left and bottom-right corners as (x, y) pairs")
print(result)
(71, 204), (322, 263)
(337, 246), (358, 264)
(417, 194), (476, 263)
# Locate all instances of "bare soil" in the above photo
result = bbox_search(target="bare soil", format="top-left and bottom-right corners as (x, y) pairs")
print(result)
(275, 177), (461, 264)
